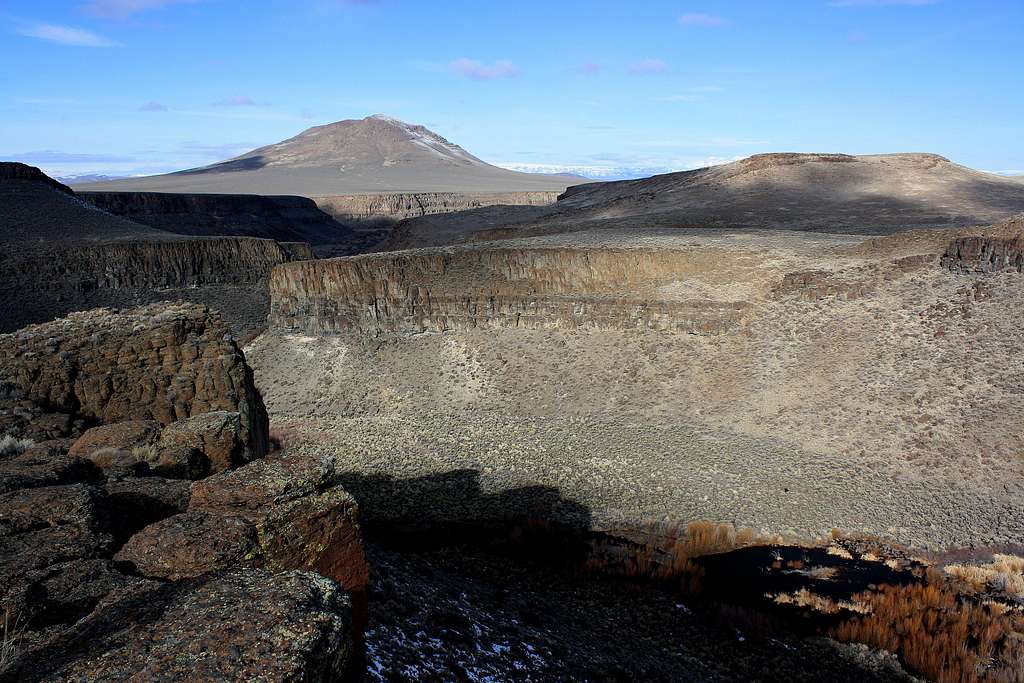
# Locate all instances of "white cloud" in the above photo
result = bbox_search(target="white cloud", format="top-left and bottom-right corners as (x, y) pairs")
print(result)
(138, 101), (168, 112)
(678, 13), (730, 27)
(626, 59), (668, 75)
(81, 0), (201, 19)
(213, 95), (258, 107)
(449, 58), (519, 80)
(16, 23), (118, 47)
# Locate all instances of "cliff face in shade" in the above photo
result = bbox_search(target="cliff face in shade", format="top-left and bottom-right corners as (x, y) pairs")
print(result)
(268, 243), (758, 336)
(0, 303), (270, 459)
(0, 163), (313, 337)
(80, 191), (353, 246)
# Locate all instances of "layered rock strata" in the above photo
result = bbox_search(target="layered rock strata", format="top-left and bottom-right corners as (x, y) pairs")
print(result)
(269, 246), (753, 335)
(313, 191), (560, 226)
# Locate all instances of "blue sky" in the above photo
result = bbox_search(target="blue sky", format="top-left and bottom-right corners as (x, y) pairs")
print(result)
(1, 0), (1022, 179)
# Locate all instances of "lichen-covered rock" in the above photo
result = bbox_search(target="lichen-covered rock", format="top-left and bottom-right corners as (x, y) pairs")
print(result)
(102, 476), (191, 533)
(0, 485), (116, 588)
(0, 440), (99, 494)
(0, 559), (142, 631)
(189, 454), (368, 583)
(157, 410), (248, 474)
(941, 219), (1024, 273)
(120, 453), (370, 629)
(2, 569), (354, 683)
(68, 420), (162, 458)
(0, 303), (269, 461)
(114, 511), (260, 580)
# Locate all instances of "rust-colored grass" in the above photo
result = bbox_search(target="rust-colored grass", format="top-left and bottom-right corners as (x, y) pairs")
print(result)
(833, 572), (1024, 683)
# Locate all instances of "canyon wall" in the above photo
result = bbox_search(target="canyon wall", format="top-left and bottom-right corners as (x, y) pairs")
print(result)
(268, 246), (753, 335)
(81, 191), (353, 246)
(2, 236), (307, 337)
(312, 191), (561, 226)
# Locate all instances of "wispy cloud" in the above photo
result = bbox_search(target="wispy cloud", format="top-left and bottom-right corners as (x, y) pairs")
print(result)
(213, 95), (258, 107)
(138, 101), (168, 112)
(626, 59), (668, 75)
(16, 23), (118, 47)
(679, 12), (730, 27)
(577, 61), (603, 75)
(449, 58), (519, 80)
(81, 0), (201, 19)
(830, 0), (938, 6)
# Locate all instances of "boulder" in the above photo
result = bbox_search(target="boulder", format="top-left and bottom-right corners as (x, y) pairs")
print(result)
(0, 485), (116, 589)
(190, 454), (370, 606)
(102, 476), (191, 535)
(0, 303), (269, 462)
(1, 559), (142, 630)
(116, 453), (370, 629)
(0, 440), (99, 494)
(68, 420), (161, 458)
(157, 410), (247, 474)
(114, 511), (260, 580)
(1, 569), (354, 683)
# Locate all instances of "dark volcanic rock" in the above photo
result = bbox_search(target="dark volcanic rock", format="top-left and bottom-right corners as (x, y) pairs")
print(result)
(114, 510), (260, 580)
(157, 410), (249, 474)
(941, 215), (1024, 273)
(189, 454), (369, 598)
(0, 485), (116, 588)
(1, 559), (141, 630)
(0, 440), (99, 494)
(0, 303), (270, 463)
(81, 191), (351, 246)
(102, 476), (192, 533)
(2, 569), (354, 683)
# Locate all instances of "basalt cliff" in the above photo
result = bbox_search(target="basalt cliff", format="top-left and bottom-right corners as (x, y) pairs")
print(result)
(0, 163), (313, 338)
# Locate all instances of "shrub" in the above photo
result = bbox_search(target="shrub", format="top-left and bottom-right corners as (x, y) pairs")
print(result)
(833, 572), (1024, 682)
(0, 435), (33, 457)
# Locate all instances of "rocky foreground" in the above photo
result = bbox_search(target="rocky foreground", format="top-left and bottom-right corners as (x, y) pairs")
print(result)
(0, 303), (367, 681)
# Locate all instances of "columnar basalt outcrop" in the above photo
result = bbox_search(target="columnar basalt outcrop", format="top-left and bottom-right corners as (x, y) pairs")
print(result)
(313, 191), (561, 226)
(1, 163), (315, 337)
(940, 216), (1024, 273)
(269, 246), (753, 335)
(16, 236), (302, 290)
(0, 303), (269, 460)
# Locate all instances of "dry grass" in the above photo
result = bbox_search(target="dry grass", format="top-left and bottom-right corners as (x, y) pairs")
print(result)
(0, 609), (23, 670)
(945, 554), (1024, 600)
(833, 571), (1024, 683)
(0, 435), (33, 457)
(584, 520), (765, 593)
(770, 588), (871, 615)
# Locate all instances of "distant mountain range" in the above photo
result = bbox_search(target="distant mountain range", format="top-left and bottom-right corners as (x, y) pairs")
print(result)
(74, 115), (584, 196)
